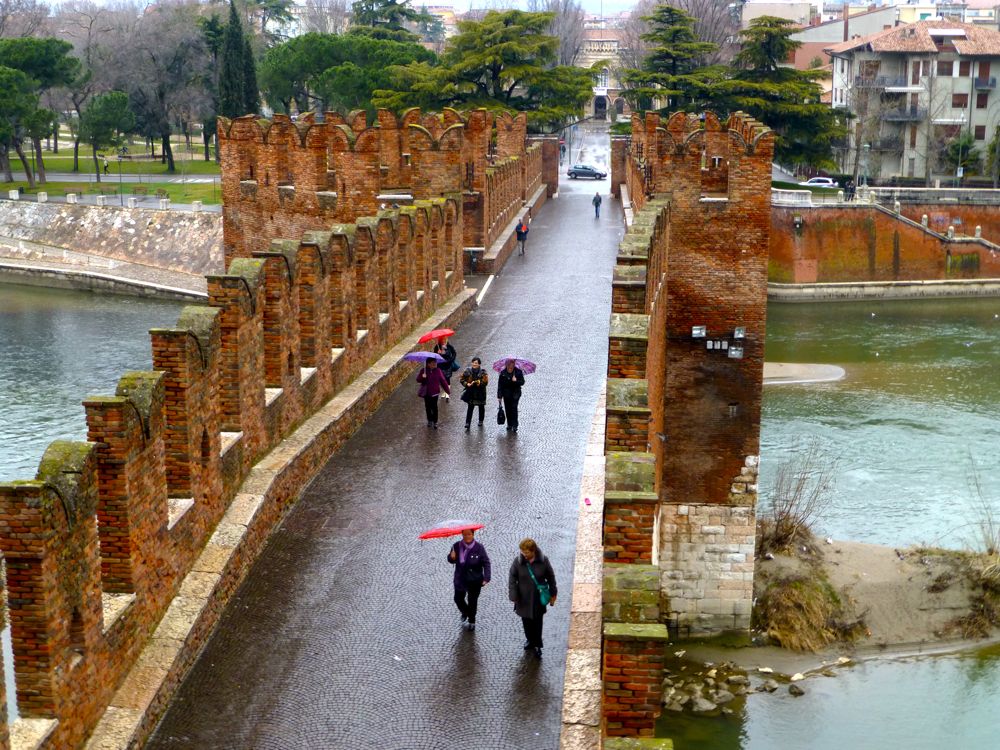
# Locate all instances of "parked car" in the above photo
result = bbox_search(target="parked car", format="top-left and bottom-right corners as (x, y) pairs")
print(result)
(568, 164), (607, 180)
(798, 176), (836, 187)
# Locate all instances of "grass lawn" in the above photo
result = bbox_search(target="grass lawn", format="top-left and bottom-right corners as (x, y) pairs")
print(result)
(33, 155), (220, 176)
(772, 180), (841, 195)
(5, 180), (221, 205)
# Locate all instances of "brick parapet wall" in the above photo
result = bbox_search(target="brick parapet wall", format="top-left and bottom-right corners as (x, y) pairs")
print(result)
(602, 622), (671, 738)
(608, 313), (649, 380)
(606, 378), (650, 454)
(604, 497), (658, 564)
(611, 136), (628, 200)
(769, 204), (1000, 283)
(0, 112), (485, 750)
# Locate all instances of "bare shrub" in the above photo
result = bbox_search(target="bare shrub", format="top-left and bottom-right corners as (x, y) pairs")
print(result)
(757, 441), (837, 556)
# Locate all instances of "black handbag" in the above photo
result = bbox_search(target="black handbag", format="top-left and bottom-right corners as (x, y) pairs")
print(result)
(497, 404), (506, 425)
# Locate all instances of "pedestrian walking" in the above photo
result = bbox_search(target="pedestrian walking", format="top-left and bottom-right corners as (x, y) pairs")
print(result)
(508, 538), (557, 659)
(497, 358), (525, 433)
(515, 219), (529, 255)
(416, 358), (450, 428)
(460, 357), (489, 430)
(592, 191), (602, 219)
(448, 528), (491, 632)
(103, 156), (109, 175)
(433, 336), (458, 384)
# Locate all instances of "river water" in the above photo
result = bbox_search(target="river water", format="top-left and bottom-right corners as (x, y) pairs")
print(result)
(1, 286), (998, 743)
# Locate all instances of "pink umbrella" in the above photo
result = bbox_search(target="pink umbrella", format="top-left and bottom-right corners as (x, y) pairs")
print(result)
(419, 520), (484, 540)
(492, 357), (537, 374)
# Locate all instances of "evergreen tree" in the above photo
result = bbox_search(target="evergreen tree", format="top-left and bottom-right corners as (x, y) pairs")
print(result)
(620, 6), (719, 111)
(243, 36), (260, 115)
(219, 0), (246, 119)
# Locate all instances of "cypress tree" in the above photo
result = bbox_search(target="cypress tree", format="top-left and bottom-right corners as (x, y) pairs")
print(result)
(243, 35), (260, 116)
(219, 0), (245, 118)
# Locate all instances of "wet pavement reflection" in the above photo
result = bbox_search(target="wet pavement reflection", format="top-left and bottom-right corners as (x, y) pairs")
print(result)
(149, 127), (621, 750)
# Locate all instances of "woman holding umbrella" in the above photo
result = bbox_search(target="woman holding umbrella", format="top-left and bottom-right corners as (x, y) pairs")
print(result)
(496, 358), (527, 434)
(447, 528), (491, 631)
(433, 336), (458, 384)
(460, 357), (489, 430)
(416, 356), (450, 428)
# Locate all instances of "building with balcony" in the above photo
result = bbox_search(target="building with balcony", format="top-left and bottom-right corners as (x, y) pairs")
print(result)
(827, 20), (1000, 182)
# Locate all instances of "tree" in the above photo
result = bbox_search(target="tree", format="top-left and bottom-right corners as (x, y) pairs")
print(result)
(219, 1), (246, 118)
(0, 64), (39, 185)
(374, 10), (594, 130)
(80, 91), (135, 182)
(301, 0), (351, 35)
(416, 5), (445, 52)
(351, 0), (429, 33)
(714, 17), (842, 168)
(243, 35), (260, 115)
(244, 0), (294, 45)
(527, 0), (585, 67)
(260, 31), (433, 114)
(0, 37), (80, 185)
(0, 0), (48, 39)
(620, 6), (719, 111)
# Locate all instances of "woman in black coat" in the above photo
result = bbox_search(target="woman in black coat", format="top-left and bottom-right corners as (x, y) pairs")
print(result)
(508, 538), (557, 658)
(459, 357), (489, 430)
(497, 359), (526, 433)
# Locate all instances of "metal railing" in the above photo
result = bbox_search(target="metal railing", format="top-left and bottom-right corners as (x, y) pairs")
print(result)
(975, 76), (997, 89)
(869, 186), (1000, 205)
(854, 75), (908, 89)
(771, 188), (847, 207)
(883, 107), (928, 121)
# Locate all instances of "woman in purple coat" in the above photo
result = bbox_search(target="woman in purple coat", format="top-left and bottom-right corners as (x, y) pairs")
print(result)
(416, 358), (450, 428)
(447, 528), (491, 631)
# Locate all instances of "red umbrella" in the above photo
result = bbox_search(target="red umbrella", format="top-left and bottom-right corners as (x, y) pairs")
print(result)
(418, 328), (455, 344)
(419, 520), (484, 540)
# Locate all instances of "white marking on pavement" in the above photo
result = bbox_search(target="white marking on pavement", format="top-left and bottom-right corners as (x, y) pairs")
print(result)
(476, 275), (495, 305)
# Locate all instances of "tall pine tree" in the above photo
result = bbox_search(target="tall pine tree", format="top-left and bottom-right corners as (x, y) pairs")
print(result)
(219, 0), (246, 118)
(243, 36), (260, 115)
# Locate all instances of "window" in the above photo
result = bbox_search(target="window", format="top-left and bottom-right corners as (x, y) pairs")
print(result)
(977, 92), (989, 109)
(938, 60), (954, 76)
(910, 125), (918, 148)
(959, 60), (971, 76)
(907, 157), (915, 177)
(975, 125), (986, 140)
(953, 93), (968, 108)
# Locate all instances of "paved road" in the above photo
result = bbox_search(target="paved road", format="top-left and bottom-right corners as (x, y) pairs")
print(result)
(148, 129), (620, 750)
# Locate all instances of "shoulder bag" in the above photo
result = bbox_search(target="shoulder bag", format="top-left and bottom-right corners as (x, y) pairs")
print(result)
(525, 560), (551, 606)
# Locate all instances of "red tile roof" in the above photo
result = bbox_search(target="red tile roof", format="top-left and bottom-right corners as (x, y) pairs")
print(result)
(825, 20), (1000, 56)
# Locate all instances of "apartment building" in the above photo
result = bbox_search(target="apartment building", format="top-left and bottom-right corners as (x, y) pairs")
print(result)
(827, 20), (1000, 181)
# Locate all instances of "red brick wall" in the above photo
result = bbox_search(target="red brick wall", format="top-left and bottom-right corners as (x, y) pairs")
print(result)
(606, 411), (650, 453)
(603, 500), (657, 562)
(610, 136), (628, 199)
(603, 633), (666, 737)
(770, 205), (1000, 283)
(608, 337), (647, 379)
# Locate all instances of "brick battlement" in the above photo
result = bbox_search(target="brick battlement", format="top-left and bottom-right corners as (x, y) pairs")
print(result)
(219, 108), (555, 266)
(600, 110), (773, 740)
(0, 110), (483, 749)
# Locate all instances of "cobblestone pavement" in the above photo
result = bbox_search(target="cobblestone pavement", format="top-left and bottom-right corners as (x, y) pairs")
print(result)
(148, 130), (621, 750)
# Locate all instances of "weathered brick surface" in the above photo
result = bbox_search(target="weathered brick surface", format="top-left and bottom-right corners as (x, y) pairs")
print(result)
(0, 107), (543, 750)
(602, 623), (671, 737)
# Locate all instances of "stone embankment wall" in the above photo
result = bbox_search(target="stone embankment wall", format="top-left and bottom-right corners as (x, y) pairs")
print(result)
(0, 202), (223, 276)
(770, 204), (1000, 284)
(599, 111), (772, 742)
(0, 106), (540, 749)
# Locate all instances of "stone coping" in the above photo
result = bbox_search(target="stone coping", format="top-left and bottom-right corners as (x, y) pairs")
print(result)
(609, 313), (649, 341)
(605, 452), (655, 495)
(560, 389), (606, 750)
(606, 379), (649, 410)
(613, 265), (646, 284)
(603, 622), (671, 642)
(763, 362), (845, 385)
(604, 738), (674, 749)
(768, 278), (1000, 302)
(605, 491), (658, 505)
(0, 261), (207, 302)
(83, 287), (478, 750)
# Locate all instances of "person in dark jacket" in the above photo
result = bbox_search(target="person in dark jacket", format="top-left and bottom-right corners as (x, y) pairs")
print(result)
(460, 357), (489, 430)
(433, 336), (458, 384)
(416, 358), (450, 428)
(448, 528), (491, 631)
(497, 359), (526, 433)
(515, 220), (529, 255)
(508, 538), (557, 658)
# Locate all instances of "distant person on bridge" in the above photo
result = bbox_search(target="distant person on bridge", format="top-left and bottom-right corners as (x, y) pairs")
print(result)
(592, 191), (602, 219)
(416, 358), (450, 428)
(515, 219), (529, 255)
(103, 156), (109, 175)
(460, 357), (489, 430)
(448, 528), (491, 632)
(508, 538), (557, 659)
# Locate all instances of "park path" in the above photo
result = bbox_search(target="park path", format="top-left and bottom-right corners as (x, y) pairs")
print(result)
(147, 131), (621, 750)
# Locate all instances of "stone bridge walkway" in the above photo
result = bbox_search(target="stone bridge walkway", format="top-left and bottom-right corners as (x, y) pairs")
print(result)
(148, 168), (622, 748)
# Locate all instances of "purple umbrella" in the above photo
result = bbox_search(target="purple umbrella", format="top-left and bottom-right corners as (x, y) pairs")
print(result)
(492, 357), (537, 374)
(404, 351), (446, 363)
